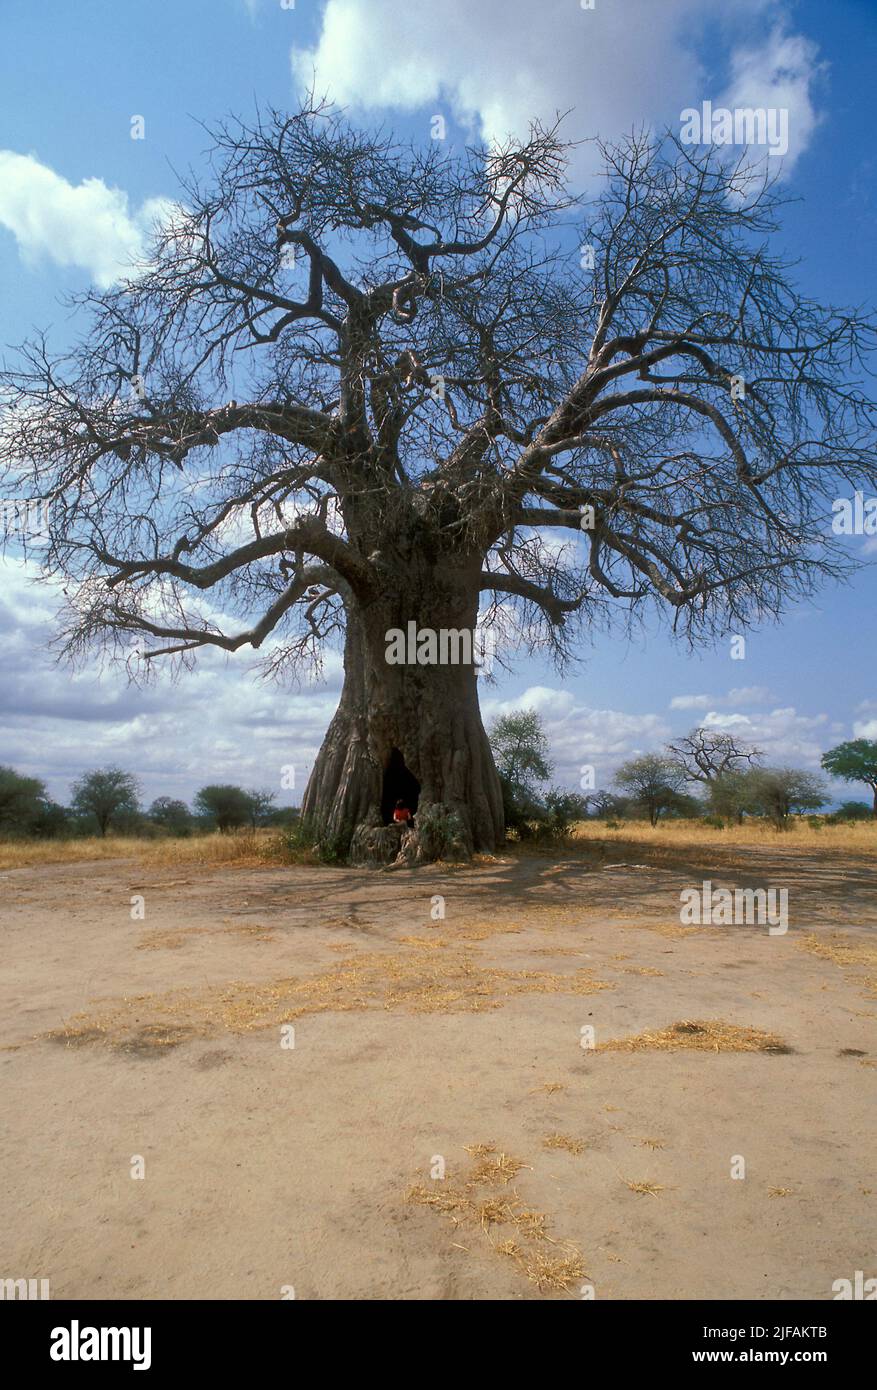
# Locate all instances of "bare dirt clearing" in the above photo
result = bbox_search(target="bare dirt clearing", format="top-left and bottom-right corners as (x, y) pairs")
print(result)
(1, 845), (875, 1299)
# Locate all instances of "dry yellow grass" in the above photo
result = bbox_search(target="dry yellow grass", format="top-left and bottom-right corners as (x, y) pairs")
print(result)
(797, 932), (877, 970)
(6, 811), (873, 874)
(0, 830), (297, 873)
(624, 1179), (670, 1197)
(598, 1019), (792, 1054)
(797, 933), (877, 998)
(527, 946), (587, 957)
(453, 918), (525, 941)
(463, 1144), (531, 1185)
(0, 836), (146, 870)
(501, 1246), (587, 1292)
(615, 918), (698, 941)
(44, 940), (612, 1052)
(407, 1144), (587, 1293)
(569, 819), (877, 853)
(137, 923), (277, 950)
(542, 1133), (587, 1156)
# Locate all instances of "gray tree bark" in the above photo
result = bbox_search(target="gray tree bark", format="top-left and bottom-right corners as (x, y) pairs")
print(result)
(300, 556), (503, 860)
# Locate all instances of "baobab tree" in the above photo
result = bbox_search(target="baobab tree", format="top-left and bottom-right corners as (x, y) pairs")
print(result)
(667, 727), (763, 785)
(2, 103), (876, 860)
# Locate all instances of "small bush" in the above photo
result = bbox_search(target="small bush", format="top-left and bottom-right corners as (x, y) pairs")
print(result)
(542, 788), (591, 837)
(282, 815), (346, 864)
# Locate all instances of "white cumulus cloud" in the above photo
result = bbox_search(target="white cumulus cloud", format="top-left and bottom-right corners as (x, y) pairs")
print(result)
(292, 0), (823, 177)
(483, 684), (671, 789)
(670, 686), (773, 711)
(720, 26), (825, 168)
(670, 694), (712, 711)
(0, 151), (172, 288)
(703, 705), (829, 766)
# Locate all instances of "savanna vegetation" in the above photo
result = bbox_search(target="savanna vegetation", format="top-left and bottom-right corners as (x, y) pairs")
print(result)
(1, 723), (873, 872)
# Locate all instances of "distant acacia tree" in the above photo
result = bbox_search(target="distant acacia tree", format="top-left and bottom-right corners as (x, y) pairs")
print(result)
(821, 739), (877, 817)
(70, 767), (141, 837)
(747, 767), (826, 830)
(194, 784), (252, 833)
(830, 800), (873, 822)
(0, 766), (46, 833)
(246, 788), (277, 828)
(614, 753), (688, 825)
(707, 768), (761, 824)
(3, 102), (876, 860)
(587, 789), (630, 820)
(148, 796), (193, 835)
(667, 727), (762, 785)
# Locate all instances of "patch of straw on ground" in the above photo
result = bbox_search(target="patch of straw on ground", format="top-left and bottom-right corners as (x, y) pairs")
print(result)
(526, 946), (590, 957)
(454, 918), (525, 941)
(47, 1022), (200, 1057)
(44, 942), (612, 1052)
(797, 932), (877, 998)
(598, 1019), (792, 1054)
(511, 899), (696, 940)
(462, 1145), (532, 1185)
(407, 1143), (587, 1293)
(137, 923), (278, 950)
(606, 913), (699, 940)
(542, 1133), (587, 1155)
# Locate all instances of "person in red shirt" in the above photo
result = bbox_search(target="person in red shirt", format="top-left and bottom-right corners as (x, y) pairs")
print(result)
(393, 799), (413, 828)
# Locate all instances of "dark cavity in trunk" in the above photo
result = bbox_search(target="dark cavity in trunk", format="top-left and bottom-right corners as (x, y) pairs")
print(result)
(381, 748), (421, 824)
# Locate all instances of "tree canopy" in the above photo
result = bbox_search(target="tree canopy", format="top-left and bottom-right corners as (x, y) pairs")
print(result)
(4, 105), (875, 674)
(488, 710), (553, 800)
(746, 766), (827, 829)
(667, 727), (762, 784)
(0, 766), (46, 832)
(70, 767), (141, 837)
(614, 753), (688, 825)
(821, 739), (877, 815)
(194, 784), (254, 833)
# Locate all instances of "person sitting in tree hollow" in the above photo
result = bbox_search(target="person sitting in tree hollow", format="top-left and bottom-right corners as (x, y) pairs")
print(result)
(393, 799), (413, 828)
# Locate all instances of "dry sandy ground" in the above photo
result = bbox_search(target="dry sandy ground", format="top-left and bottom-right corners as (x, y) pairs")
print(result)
(1, 842), (875, 1300)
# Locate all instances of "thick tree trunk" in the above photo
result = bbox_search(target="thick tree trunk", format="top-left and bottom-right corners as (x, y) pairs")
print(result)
(300, 556), (504, 863)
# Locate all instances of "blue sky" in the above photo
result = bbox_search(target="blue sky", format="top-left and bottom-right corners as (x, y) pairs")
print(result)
(0, 0), (875, 809)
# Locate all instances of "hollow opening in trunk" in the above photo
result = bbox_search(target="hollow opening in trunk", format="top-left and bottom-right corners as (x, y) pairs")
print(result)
(380, 747), (420, 824)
